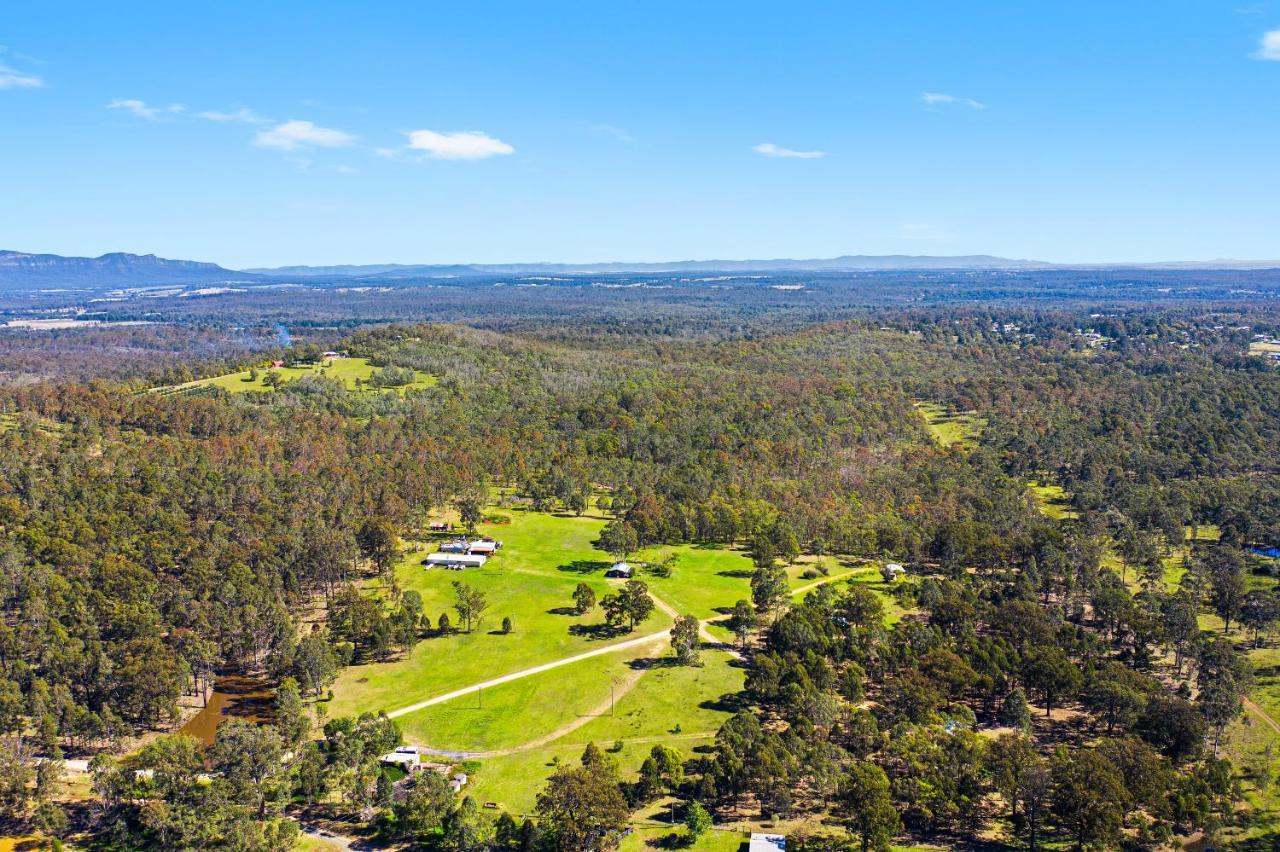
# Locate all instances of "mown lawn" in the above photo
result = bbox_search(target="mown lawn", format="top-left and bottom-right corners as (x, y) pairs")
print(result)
(393, 643), (651, 752)
(331, 508), (880, 722)
(398, 645), (743, 754)
(445, 653), (742, 812)
(160, 356), (435, 395)
(328, 510), (671, 720)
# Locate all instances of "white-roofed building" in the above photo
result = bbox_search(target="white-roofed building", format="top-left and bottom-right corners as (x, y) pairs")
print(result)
(425, 553), (487, 569)
(749, 834), (785, 852)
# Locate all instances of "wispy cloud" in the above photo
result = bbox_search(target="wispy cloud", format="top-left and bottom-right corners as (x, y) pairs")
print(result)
(196, 107), (268, 124)
(107, 98), (185, 120)
(0, 64), (42, 89)
(254, 119), (356, 151)
(403, 129), (515, 160)
(590, 124), (636, 144)
(753, 142), (827, 159)
(1254, 28), (1280, 60)
(921, 91), (986, 110)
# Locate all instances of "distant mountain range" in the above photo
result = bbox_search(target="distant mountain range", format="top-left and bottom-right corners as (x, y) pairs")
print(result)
(0, 251), (260, 290)
(4, 250), (1280, 291)
(246, 254), (1054, 278)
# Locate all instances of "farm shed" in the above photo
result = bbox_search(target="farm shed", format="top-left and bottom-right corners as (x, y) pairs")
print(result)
(750, 834), (785, 852)
(425, 553), (487, 569)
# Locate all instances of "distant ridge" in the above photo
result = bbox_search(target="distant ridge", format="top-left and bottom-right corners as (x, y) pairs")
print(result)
(246, 254), (1054, 278)
(4, 250), (1280, 292)
(0, 250), (260, 290)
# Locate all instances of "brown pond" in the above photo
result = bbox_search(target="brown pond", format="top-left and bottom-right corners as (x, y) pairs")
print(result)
(179, 675), (275, 746)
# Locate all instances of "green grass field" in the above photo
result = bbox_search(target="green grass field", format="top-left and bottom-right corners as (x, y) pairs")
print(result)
(398, 644), (743, 754)
(158, 356), (435, 396)
(914, 402), (986, 449)
(331, 509), (895, 724)
(327, 510), (672, 721)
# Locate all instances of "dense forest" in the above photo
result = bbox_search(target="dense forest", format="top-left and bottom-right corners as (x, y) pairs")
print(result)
(0, 278), (1278, 850)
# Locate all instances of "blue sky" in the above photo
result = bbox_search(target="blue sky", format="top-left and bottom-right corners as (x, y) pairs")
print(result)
(3, 2), (1280, 267)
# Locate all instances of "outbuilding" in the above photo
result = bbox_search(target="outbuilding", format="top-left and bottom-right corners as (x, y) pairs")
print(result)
(379, 748), (420, 770)
(749, 834), (785, 852)
(439, 539), (471, 554)
(425, 553), (487, 570)
(605, 561), (632, 578)
(880, 562), (906, 582)
(467, 540), (499, 555)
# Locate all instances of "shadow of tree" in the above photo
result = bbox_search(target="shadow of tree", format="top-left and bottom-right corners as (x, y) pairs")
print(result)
(628, 656), (681, 671)
(700, 690), (751, 713)
(547, 606), (580, 616)
(569, 622), (628, 640)
(558, 560), (612, 575)
(716, 569), (754, 579)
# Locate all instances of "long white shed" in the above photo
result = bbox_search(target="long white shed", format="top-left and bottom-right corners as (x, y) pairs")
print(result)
(425, 553), (487, 569)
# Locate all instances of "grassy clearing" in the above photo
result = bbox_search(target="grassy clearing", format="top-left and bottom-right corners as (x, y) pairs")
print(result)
(1218, 644), (1280, 845)
(619, 826), (747, 852)
(1029, 481), (1076, 521)
(914, 402), (985, 449)
(399, 645), (743, 754)
(328, 510), (670, 720)
(434, 650), (745, 812)
(393, 644), (649, 751)
(331, 509), (893, 722)
(158, 356), (435, 396)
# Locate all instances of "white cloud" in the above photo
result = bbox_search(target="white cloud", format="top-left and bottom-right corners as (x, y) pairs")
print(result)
(197, 107), (267, 124)
(404, 129), (515, 160)
(0, 64), (42, 89)
(254, 119), (356, 151)
(1255, 28), (1280, 60)
(921, 91), (986, 110)
(590, 124), (636, 144)
(753, 142), (827, 159)
(107, 98), (185, 120)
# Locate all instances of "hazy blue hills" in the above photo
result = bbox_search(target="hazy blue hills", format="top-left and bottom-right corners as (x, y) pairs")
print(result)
(6, 250), (1280, 292)
(245, 254), (1054, 278)
(0, 251), (261, 290)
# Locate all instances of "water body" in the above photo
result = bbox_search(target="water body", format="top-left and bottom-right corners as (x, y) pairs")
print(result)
(179, 674), (274, 746)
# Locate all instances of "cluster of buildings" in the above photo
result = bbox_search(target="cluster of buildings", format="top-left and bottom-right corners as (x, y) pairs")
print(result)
(379, 746), (470, 792)
(424, 536), (503, 570)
